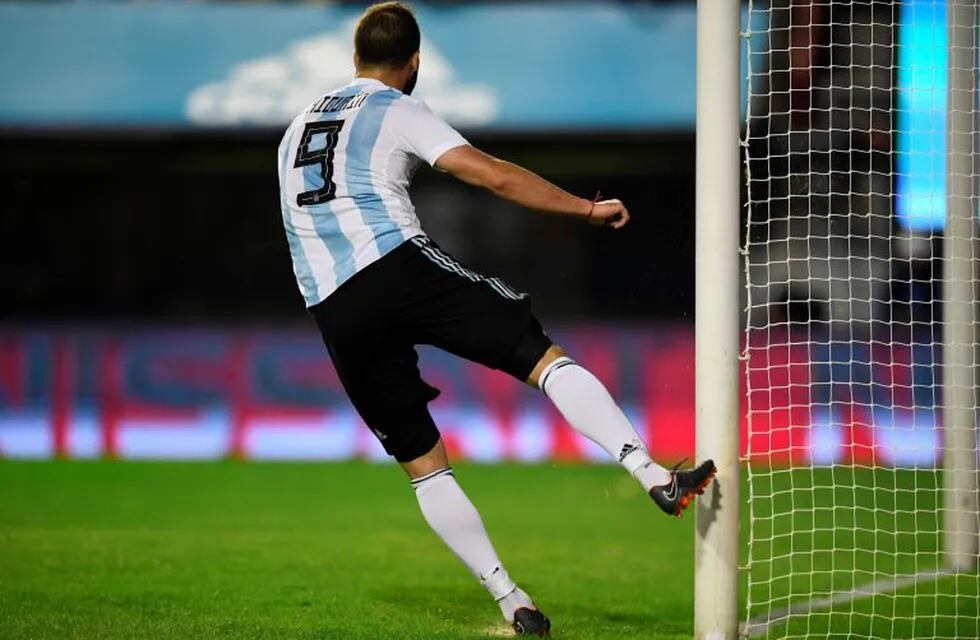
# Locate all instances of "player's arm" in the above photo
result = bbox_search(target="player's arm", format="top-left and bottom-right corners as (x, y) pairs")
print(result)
(435, 145), (630, 230)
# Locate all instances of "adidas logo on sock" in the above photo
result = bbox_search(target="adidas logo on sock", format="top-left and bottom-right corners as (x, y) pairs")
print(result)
(618, 443), (639, 462)
(480, 566), (501, 582)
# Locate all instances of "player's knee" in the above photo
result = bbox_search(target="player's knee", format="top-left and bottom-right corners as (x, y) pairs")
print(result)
(401, 438), (450, 481)
(526, 344), (567, 388)
(498, 317), (554, 384)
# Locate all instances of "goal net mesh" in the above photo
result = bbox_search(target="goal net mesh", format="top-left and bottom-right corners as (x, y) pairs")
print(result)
(743, 0), (979, 637)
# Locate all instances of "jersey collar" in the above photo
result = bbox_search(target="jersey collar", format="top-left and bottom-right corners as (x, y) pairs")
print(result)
(351, 76), (394, 90)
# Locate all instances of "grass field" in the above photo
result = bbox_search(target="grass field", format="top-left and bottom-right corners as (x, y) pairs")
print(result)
(3, 462), (978, 639)
(745, 467), (980, 638)
(0, 461), (696, 639)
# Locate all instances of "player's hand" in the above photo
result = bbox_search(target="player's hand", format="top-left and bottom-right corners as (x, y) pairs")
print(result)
(587, 199), (630, 229)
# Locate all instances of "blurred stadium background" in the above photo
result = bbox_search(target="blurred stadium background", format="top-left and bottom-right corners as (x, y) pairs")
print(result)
(2, 1), (978, 639)
(1, 0), (713, 463)
(0, 0), (949, 468)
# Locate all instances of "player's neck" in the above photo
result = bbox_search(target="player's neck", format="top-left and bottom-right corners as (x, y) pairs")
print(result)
(354, 69), (406, 92)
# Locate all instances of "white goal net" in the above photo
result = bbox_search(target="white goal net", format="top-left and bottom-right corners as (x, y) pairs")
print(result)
(743, 0), (979, 637)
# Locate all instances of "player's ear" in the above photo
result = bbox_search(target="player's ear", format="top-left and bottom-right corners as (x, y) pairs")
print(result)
(410, 51), (420, 73)
(353, 51), (361, 70)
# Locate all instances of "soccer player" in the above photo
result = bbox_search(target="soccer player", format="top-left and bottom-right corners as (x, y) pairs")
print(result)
(277, 2), (716, 635)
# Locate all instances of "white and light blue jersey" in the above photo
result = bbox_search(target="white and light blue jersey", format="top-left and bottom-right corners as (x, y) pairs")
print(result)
(277, 77), (468, 306)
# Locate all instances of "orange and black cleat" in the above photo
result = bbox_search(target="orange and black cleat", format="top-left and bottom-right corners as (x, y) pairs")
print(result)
(649, 459), (717, 517)
(512, 607), (551, 637)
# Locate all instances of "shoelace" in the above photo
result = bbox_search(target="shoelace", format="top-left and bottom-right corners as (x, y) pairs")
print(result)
(660, 458), (689, 495)
(669, 457), (689, 476)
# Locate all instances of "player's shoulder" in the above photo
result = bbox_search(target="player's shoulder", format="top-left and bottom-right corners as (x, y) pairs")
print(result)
(279, 110), (308, 147)
(385, 95), (447, 130)
(278, 116), (299, 152)
(381, 92), (432, 114)
(390, 91), (420, 107)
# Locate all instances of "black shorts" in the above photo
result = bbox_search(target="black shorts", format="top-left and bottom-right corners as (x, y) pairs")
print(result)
(309, 236), (552, 462)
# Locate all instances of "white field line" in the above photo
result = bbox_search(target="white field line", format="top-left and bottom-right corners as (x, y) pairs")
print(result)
(741, 567), (957, 638)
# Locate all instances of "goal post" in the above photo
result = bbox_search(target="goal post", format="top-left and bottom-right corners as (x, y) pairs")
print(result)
(694, 0), (741, 639)
(943, 0), (979, 573)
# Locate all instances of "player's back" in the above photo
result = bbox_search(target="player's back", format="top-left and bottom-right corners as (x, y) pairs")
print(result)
(277, 77), (466, 308)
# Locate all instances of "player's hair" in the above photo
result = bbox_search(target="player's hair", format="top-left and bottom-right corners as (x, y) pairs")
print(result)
(354, 2), (421, 69)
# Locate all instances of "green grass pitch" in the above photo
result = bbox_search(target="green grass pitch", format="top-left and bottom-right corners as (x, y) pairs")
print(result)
(746, 467), (979, 639)
(0, 461), (697, 640)
(2, 462), (977, 639)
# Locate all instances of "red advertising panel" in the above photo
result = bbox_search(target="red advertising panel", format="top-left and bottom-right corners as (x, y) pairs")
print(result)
(0, 325), (942, 466)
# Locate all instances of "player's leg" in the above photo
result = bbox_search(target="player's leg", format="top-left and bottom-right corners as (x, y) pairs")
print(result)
(401, 438), (549, 635)
(505, 334), (673, 489)
(400, 237), (711, 510)
(527, 343), (716, 516)
(321, 349), (549, 633)
(525, 343), (671, 488)
(310, 240), (549, 634)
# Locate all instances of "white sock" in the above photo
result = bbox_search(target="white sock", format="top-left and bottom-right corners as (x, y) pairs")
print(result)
(412, 468), (535, 620)
(539, 357), (672, 490)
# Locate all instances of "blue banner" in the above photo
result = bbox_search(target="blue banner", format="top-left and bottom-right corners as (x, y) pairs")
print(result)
(895, 0), (948, 231)
(0, 2), (750, 130)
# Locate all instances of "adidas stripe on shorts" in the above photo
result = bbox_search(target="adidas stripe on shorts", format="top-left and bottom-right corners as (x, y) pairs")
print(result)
(309, 235), (552, 462)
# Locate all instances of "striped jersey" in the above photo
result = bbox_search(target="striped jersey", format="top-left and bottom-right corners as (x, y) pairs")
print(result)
(277, 77), (468, 306)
